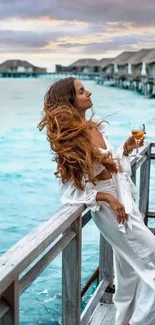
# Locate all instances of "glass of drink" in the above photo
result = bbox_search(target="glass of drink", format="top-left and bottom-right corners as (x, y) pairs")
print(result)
(131, 123), (145, 158)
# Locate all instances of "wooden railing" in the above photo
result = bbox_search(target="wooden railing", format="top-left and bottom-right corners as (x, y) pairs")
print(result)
(131, 142), (154, 225)
(0, 142), (154, 325)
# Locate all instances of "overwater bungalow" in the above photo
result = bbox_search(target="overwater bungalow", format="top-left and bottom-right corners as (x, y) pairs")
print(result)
(99, 58), (113, 74)
(102, 51), (137, 79)
(99, 48), (155, 97)
(100, 59), (114, 78)
(55, 64), (71, 73)
(113, 51), (137, 78)
(56, 58), (101, 74)
(0, 60), (46, 76)
(144, 49), (155, 80)
(127, 49), (153, 80)
(70, 58), (101, 74)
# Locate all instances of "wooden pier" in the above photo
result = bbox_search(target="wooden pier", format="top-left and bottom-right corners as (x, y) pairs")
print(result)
(0, 142), (155, 325)
(0, 71), (100, 81)
(97, 74), (155, 98)
(1, 70), (155, 98)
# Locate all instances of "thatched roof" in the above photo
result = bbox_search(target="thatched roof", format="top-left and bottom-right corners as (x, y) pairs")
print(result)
(101, 52), (137, 68)
(99, 58), (113, 67)
(128, 49), (154, 64)
(142, 49), (155, 64)
(69, 58), (100, 67)
(0, 59), (36, 69)
(112, 51), (137, 65)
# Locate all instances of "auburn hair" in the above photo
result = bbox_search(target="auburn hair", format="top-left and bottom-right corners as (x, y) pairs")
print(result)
(38, 77), (117, 190)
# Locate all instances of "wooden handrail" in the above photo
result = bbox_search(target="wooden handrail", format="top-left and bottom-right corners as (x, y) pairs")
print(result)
(0, 204), (84, 296)
(0, 142), (154, 325)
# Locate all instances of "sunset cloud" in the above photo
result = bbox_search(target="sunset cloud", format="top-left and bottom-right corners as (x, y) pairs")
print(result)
(0, 17), (88, 33)
(0, 0), (154, 70)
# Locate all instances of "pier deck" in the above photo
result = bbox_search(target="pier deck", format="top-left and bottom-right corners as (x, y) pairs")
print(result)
(89, 303), (116, 325)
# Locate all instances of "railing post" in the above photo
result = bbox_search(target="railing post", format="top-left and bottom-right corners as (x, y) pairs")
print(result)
(62, 216), (82, 325)
(99, 234), (113, 303)
(131, 163), (137, 184)
(2, 279), (19, 325)
(139, 146), (151, 225)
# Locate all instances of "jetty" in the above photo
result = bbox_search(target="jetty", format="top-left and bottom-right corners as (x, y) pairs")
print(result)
(0, 71), (100, 81)
(0, 142), (155, 325)
(98, 49), (155, 98)
(1, 50), (155, 97)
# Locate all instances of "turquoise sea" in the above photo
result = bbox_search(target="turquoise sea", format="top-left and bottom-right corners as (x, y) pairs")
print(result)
(0, 78), (155, 324)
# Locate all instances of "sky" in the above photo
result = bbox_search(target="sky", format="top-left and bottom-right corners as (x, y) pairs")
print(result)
(0, 0), (155, 71)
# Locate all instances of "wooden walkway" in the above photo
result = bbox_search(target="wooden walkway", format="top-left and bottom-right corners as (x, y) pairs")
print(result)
(97, 75), (155, 98)
(0, 71), (100, 81)
(0, 142), (154, 325)
(89, 303), (116, 325)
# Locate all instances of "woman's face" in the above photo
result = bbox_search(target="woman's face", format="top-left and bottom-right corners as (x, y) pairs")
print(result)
(73, 79), (93, 112)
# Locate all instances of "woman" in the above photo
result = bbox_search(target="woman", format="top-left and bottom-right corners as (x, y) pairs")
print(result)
(38, 77), (155, 325)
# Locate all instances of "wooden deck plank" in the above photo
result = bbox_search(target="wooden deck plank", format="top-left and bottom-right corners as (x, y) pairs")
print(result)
(88, 303), (111, 325)
(88, 303), (116, 325)
(101, 304), (116, 325)
(81, 280), (109, 325)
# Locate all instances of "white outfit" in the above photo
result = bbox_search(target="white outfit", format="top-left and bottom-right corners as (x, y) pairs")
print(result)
(59, 116), (155, 325)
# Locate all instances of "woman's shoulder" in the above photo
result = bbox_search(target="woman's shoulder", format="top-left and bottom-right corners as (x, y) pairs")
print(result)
(91, 115), (107, 133)
(91, 114), (102, 123)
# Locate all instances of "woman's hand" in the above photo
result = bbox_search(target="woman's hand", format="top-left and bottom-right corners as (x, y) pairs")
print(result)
(125, 135), (145, 152)
(107, 194), (128, 224)
(96, 192), (128, 224)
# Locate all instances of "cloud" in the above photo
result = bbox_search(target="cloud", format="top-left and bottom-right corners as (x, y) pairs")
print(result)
(0, 17), (90, 53)
(0, 19), (155, 57)
(0, 17), (88, 33)
(0, 0), (155, 69)
(0, 0), (155, 27)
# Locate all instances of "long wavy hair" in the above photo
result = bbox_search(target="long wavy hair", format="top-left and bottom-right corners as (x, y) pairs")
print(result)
(38, 77), (117, 190)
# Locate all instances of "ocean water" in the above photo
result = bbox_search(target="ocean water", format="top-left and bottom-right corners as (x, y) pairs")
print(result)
(0, 78), (155, 324)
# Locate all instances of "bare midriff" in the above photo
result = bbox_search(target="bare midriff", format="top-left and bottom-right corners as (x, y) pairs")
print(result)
(95, 168), (112, 181)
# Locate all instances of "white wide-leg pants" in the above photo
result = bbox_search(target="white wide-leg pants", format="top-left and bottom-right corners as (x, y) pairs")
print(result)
(91, 179), (155, 325)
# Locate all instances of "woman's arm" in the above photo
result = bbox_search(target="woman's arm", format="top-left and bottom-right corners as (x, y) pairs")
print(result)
(59, 179), (127, 224)
(96, 192), (127, 224)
